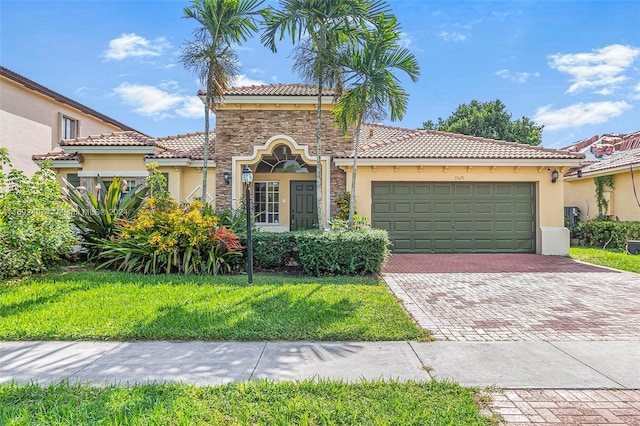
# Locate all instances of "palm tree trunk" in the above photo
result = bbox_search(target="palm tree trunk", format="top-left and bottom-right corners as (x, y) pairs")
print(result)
(348, 86), (368, 231)
(348, 118), (362, 231)
(315, 75), (324, 231)
(202, 94), (210, 209)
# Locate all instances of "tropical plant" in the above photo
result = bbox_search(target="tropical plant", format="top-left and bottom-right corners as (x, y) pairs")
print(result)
(594, 175), (615, 217)
(333, 13), (419, 229)
(62, 175), (149, 257)
(261, 0), (388, 230)
(0, 148), (74, 278)
(94, 200), (242, 275)
(181, 0), (265, 208)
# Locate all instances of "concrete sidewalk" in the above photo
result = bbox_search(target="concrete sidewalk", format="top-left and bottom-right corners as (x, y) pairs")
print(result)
(1, 340), (638, 389)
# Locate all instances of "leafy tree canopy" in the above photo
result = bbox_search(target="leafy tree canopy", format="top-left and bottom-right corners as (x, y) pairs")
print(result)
(420, 99), (543, 146)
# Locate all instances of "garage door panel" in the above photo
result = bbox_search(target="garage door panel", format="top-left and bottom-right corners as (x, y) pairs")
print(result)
(454, 203), (472, 214)
(474, 203), (493, 214)
(434, 203), (452, 214)
(394, 203), (411, 214)
(371, 182), (535, 253)
(414, 203), (432, 214)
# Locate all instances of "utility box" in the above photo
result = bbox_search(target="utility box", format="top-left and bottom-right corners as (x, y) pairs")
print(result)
(627, 240), (640, 255)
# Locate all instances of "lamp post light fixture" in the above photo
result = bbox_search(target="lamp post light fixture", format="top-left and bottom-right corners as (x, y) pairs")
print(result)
(241, 165), (254, 285)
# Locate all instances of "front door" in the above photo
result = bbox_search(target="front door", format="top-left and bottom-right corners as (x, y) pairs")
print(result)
(290, 181), (317, 231)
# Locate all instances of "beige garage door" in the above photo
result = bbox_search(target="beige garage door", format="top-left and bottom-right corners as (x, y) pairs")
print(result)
(371, 182), (535, 253)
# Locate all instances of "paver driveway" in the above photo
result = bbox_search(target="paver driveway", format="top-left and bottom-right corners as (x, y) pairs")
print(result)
(384, 254), (640, 341)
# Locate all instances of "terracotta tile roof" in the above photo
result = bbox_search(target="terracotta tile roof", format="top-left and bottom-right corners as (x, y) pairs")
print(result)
(151, 131), (215, 160)
(1, 66), (139, 133)
(566, 147), (640, 177)
(60, 131), (156, 147)
(32, 150), (82, 162)
(334, 124), (584, 160)
(198, 83), (337, 98)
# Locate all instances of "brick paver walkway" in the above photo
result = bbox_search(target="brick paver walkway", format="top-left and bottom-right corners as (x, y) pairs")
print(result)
(384, 255), (640, 341)
(485, 389), (640, 425)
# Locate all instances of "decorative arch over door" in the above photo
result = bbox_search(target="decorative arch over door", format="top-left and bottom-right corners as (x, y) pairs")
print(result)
(231, 134), (331, 230)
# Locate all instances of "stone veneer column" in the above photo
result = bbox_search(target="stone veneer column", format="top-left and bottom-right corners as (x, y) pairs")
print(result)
(214, 108), (353, 218)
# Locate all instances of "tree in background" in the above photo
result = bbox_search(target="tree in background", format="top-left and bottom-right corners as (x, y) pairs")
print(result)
(181, 0), (264, 208)
(333, 13), (419, 230)
(261, 0), (388, 230)
(420, 99), (543, 146)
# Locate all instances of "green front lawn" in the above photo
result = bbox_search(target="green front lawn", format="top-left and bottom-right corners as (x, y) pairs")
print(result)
(0, 270), (427, 341)
(0, 380), (493, 425)
(570, 247), (640, 274)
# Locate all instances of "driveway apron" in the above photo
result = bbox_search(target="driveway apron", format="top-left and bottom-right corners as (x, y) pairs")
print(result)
(384, 254), (640, 342)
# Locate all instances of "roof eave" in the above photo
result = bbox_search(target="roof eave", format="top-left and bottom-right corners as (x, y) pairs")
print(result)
(65, 146), (156, 154)
(333, 158), (584, 167)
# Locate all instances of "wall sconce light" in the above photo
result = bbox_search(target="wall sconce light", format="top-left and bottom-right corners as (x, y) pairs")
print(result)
(577, 169), (583, 178)
(551, 169), (559, 183)
(223, 171), (230, 185)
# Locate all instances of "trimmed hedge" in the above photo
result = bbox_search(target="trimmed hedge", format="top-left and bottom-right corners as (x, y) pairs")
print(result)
(295, 229), (391, 276)
(251, 232), (299, 270)
(577, 220), (640, 250)
(246, 229), (391, 276)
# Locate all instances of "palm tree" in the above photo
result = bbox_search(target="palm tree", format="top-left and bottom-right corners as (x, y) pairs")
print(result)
(261, 0), (388, 230)
(181, 0), (264, 208)
(333, 13), (420, 230)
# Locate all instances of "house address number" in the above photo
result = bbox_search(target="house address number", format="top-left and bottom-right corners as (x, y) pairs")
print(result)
(455, 175), (465, 181)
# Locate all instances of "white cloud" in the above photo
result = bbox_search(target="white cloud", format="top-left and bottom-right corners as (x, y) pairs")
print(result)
(438, 31), (467, 42)
(112, 83), (184, 119)
(534, 101), (631, 131)
(496, 69), (540, 83)
(234, 74), (265, 87)
(176, 97), (205, 119)
(548, 44), (640, 94)
(633, 83), (640, 100)
(398, 32), (412, 49)
(104, 33), (171, 61)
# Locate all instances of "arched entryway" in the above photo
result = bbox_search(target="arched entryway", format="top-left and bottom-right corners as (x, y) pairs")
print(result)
(232, 135), (330, 231)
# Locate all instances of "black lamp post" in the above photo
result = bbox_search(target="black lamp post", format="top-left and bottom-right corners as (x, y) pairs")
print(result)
(242, 165), (253, 285)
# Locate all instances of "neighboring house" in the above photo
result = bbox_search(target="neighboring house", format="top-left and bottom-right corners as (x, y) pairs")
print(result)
(0, 66), (136, 175)
(33, 131), (216, 204)
(35, 83), (585, 255)
(563, 131), (640, 221)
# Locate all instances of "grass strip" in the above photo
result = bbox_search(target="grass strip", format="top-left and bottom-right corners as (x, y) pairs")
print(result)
(0, 271), (427, 341)
(0, 380), (493, 425)
(570, 247), (640, 274)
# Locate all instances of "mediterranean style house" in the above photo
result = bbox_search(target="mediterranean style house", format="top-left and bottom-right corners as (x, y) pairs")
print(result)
(34, 83), (585, 255)
(0, 66), (136, 175)
(563, 131), (640, 221)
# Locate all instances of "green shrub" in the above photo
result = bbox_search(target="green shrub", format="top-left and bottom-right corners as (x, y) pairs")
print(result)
(62, 175), (149, 257)
(251, 232), (299, 270)
(94, 200), (242, 275)
(335, 192), (351, 221)
(0, 149), (74, 278)
(295, 229), (391, 276)
(577, 220), (640, 250)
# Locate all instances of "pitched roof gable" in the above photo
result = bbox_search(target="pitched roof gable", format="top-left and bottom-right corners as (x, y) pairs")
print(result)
(0, 66), (138, 133)
(566, 147), (640, 177)
(151, 132), (215, 160)
(198, 83), (337, 98)
(60, 131), (155, 147)
(335, 124), (584, 161)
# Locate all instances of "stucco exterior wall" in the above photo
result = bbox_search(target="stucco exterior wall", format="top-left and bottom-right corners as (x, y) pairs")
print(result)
(565, 172), (640, 221)
(0, 76), (124, 175)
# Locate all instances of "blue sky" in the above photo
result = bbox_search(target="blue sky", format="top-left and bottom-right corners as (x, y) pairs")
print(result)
(1, 0), (639, 148)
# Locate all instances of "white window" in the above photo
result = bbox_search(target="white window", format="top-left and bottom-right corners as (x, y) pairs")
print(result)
(61, 115), (78, 139)
(254, 181), (279, 224)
